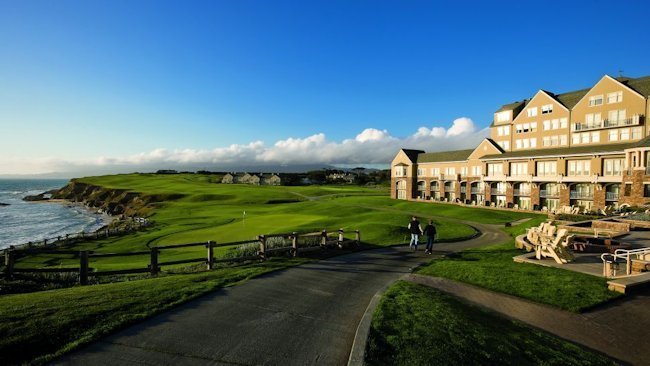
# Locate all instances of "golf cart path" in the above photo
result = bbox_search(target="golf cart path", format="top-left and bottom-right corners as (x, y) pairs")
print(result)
(57, 223), (505, 365)
(404, 274), (650, 366)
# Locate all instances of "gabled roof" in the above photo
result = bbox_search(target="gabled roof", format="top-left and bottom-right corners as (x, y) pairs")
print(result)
(481, 143), (632, 160)
(495, 100), (527, 113)
(546, 88), (590, 110)
(633, 135), (650, 148)
(417, 149), (475, 163)
(617, 75), (650, 97)
(401, 149), (425, 163)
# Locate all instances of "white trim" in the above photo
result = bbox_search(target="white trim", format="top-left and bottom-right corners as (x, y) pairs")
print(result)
(512, 90), (569, 124)
(481, 150), (625, 161)
(572, 75), (645, 109)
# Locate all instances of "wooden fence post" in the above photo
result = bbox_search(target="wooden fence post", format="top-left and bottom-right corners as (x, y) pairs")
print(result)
(291, 232), (298, 257)
(79, 251), (89, 285)
(4, 246), (15, 279)
(150, 247), (159, 276)
(206, 241), (215, 270)
(321, 230), (327, 247)
(338, 229), (344, 249)
(258, 235), (266, 260)
(355, 230), (361, 246)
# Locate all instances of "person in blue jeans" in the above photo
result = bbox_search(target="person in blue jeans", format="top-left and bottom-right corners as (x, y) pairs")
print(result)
(408, 216), (423, 251)
(423, 219), (437, 254)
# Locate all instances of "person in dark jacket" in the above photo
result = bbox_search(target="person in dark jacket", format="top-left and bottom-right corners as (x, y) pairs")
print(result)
(423, 219), (437, 254)
(408, 216), (423, 251)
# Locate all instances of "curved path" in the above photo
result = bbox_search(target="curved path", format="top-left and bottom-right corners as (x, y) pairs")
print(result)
(57, 223), (506, 365)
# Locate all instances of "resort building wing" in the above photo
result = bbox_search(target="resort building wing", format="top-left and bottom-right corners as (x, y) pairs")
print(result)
(391, 74), (650, 211)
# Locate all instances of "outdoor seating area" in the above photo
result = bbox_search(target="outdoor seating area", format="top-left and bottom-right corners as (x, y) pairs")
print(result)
(520, 223), (575, 264)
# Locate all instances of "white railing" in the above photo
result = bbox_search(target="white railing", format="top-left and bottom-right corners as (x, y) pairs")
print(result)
(601, 247), (650, 277)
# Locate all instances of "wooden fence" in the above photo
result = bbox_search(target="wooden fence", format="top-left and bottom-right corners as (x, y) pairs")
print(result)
(2, 229), (360, 285)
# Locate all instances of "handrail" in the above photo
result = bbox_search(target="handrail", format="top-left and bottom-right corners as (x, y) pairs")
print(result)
(601, 247), (650, 277)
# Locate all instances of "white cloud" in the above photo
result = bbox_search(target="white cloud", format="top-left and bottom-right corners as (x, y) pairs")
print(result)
(0, 117), (489, 176)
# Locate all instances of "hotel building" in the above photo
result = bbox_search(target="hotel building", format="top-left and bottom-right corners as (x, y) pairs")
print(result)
(391, 74), (650, 211)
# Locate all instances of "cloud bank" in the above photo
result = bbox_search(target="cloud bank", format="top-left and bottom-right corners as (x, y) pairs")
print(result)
(0, 117), (488, 176)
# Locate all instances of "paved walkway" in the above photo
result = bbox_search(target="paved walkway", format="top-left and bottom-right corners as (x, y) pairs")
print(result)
(405, 274), (650, 366)
(57, 223), (506, 365)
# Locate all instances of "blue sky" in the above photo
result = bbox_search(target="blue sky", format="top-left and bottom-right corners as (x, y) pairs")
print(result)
(1, 0), (650, 175)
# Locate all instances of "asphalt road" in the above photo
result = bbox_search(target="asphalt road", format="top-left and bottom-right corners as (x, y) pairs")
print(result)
(56, 223), (506, 366)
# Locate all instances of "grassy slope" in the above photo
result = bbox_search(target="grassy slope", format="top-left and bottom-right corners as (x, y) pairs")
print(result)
(416, 217), (622, 312)
(16, 174), (484, 270)
(365, 281), (617, 366)
(0, 258), (308, 365)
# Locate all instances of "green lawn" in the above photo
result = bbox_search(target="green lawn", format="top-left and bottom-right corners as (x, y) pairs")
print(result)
(365, 281), (618, 366)
(0, 258), (308, 365)
(16, 174), (481, 271)
(416, 218), (622, 312)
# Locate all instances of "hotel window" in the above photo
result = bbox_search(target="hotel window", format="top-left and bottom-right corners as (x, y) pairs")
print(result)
(603, 159), (624, 176)
(607, 91), (623, 104)
(516, 123), (535, 133)
(471, 166), (482, 176)
(581, 132), (589, 144)
(560, 118), (568, 129)
(522, 139), (529, 148)
(591, 132), (600, 143)
(560, 135), (568, 145)
(542, 136), (551, 147)
(585, 113), (602, 126)
(445, 167), (456, 175)
(536, 161), (557, 176)
(567, 160), (591, 176)
(497, 126), (504, 136)
(417, 168), (425, 176)
(498, 140), (510, 151)
(541, 104), (553, 114)
(431, 168), (440, 176)
(460, 167), (468, 176)
(608, 109), (626, 123)
(632, 127), (642, 139)
(530, 138), (537, 148)
(543, 120), (551, 131)
(504, 127), (510, 136)
(496, 111), (510, 122)
(572, 134), (580, 144)
(487, 163), (503, 176)
(552, 119), (559, 129)
(527, 107), (538, 117)
(620, 128), (630, 140)
(510, 162), (528, 176)
(394, 166), (407, 177)
(589, 95), (604, 106)
(609, 130), (618, 141)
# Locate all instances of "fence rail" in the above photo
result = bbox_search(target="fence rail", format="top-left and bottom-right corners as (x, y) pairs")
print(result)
(2, 229), (361, 285)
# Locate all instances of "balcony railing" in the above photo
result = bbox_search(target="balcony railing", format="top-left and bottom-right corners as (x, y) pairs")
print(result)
(430, 186), (439, 191)
(460, 187), (466, 193)
(573, 115), (641, 131)
(513, 189), (531, 196)
(540, 190), (560, 198)
(606, 192), (620, 201)
(491, 189), (506, 195)
(570, 191), (593, 199)
(470, 188), (481, 194)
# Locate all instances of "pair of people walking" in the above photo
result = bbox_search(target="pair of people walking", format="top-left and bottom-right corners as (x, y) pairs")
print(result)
(408, 216), (436, 254)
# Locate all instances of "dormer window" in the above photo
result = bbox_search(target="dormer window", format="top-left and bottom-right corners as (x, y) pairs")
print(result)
(588, 95), (604, 106)
(496, 111), (510, 123)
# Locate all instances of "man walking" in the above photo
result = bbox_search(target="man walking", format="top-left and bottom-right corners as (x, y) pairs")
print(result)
(408, 216), (423, 251)
(424, 219), (437, 254)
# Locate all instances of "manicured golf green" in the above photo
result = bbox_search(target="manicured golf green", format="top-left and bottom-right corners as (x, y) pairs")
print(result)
(14, 173), (531, 271)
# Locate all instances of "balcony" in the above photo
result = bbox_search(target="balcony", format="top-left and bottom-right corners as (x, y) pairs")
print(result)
(430, 186), (439, 191)
(606, 192), (620, 201)
(491, 188), (506, 196)
(570, 191), (593, 199)
(470, 188), (482, 194)
(540, 189), (560, 198)
(573, 115), (641, 132)
(513, 189), (531, 196)
(440, 173), (460, 181)
(460, 187), (466, 194)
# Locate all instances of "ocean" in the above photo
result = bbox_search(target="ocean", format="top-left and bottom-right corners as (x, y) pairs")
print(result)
(0, 179), (110, 249)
